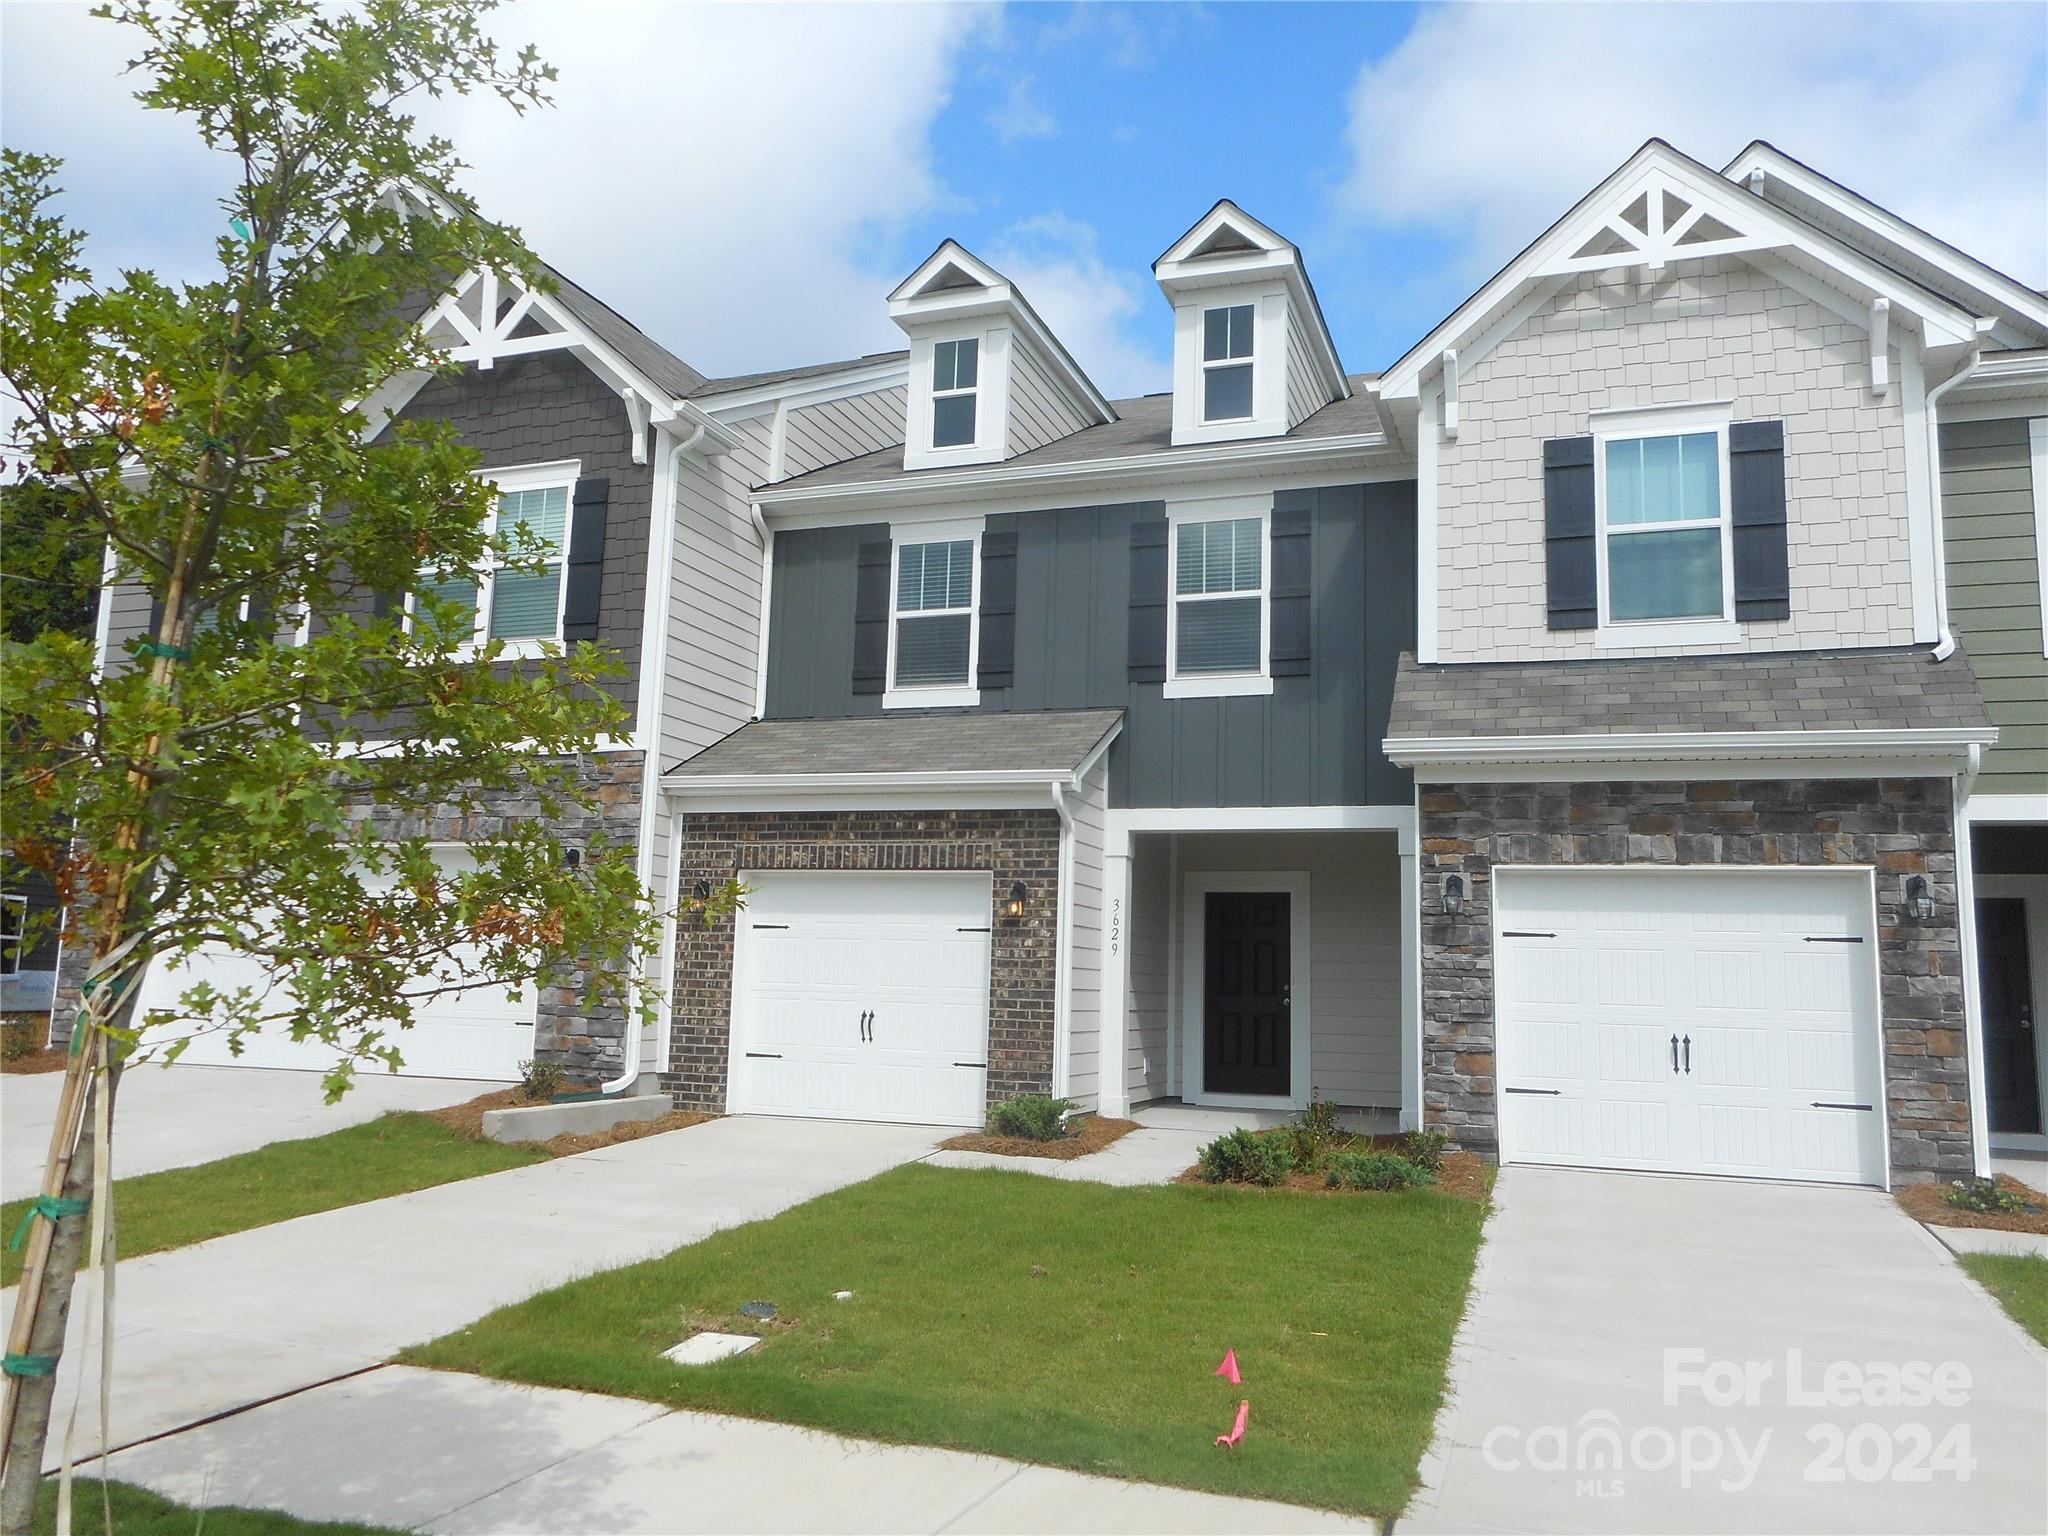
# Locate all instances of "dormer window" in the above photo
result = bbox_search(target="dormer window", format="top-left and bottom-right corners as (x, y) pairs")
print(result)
(931, 338), (979, 449)
(1202, 305), (1254, 422)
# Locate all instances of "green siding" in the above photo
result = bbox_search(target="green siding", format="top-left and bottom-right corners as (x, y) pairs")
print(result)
(1942, 416), (2046, 796)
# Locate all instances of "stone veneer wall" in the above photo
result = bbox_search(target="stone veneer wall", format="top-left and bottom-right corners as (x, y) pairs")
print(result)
(1418, 777), (1969, 1180)
(667, 809), (1062, 1113)
(52, 752), (645, 1083)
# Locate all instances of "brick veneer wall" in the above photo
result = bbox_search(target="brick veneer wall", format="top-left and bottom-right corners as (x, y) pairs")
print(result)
(54, 752), (645, 1083)
(667, 809), (1062, 1114)
(1418, 777), (1969, 1180)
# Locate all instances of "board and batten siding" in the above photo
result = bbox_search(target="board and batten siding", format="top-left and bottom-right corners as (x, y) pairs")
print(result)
(1172, 830), (1403, 1109)
(1005, 338), (1094, 459)
(1941, 414), (2047, 797)
(762, 481), (1417, 809)
(1063, 758), (1108, 1109)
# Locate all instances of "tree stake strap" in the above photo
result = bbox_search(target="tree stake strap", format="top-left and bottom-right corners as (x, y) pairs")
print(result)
(2, 1354), (59, 1379)
(134, 640), (191, 660)
(8, 1196), (91, 1252)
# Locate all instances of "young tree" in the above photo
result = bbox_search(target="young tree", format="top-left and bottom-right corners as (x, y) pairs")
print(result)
(0, 2), (709, 1516)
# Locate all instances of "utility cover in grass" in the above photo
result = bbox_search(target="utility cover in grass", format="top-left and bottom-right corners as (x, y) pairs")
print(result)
(404, 1163), (1488, 1518)
(663, 1332), (761, 1366)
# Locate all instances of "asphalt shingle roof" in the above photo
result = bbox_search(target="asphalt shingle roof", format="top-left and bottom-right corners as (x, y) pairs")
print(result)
(541, 263), (708, 401)
(765, 377), (1385, 493)
(1385, 646), (1992, 739)
(688, 351), (909, 399)
(668, 709), (1125, 779)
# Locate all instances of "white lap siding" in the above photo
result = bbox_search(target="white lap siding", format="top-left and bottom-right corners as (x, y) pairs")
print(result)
(1125, 836), (1173, 1103)
(1063, 760), (1108, 1109)
(1172, 831), (1403, 1109)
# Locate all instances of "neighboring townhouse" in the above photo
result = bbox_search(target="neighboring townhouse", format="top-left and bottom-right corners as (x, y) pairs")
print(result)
(58, 139), (2045, 1193)
(65, 260), (910, 1091)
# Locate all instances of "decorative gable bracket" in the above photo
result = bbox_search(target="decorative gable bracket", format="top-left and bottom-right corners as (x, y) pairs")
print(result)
(1538, 172), (1766, 279)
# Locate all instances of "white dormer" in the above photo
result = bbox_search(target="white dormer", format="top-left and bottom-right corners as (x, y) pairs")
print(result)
(1154, 201), (1349, 448)
(888, 241), (1115, 472)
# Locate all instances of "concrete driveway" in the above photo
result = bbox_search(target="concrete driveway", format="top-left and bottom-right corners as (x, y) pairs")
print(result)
(2, 1062), (482, 1199)
(1405, 1167), (2048, 1535)
(2, 1114), (945, 1467)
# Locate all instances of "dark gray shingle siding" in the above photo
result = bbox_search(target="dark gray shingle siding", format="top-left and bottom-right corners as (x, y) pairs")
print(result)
(1386, 646), (1993, 739)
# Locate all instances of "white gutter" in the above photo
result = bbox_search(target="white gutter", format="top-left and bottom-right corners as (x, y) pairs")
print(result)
(1953, 742), (1991, 1176)
(1924, 327), (1992, 661)
(663, 766), (1102, 796)
(1049, 778), (1075, 1104)
(605, 417), (706, 1097)
(1383, 726), (1997, 769)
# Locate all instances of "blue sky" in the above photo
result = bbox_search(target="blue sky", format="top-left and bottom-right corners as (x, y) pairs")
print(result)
(5, 2), (2045, 398)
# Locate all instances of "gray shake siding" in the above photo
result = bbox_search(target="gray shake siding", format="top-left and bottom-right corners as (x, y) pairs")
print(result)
(763, 481), (1417, 808)
(1941, 415), (2046, 797)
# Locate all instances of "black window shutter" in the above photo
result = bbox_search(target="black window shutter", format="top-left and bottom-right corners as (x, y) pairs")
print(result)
(371, 588), (394, 621)
(561, 475), (610, 641)
(147, 594), (166, 637)
(852, 537), (891, 695)
(976, 526), (1017, 690)
(1128, 517), (1168, 683)
(1544, 436), (1597, 630)
(1269, 498), (1313, 677)
(1730, 419), (1790, 622)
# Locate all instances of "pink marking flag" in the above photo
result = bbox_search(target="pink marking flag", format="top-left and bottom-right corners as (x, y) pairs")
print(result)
(1215, 1399), (1249, 1449)
(1214, 1347), (1241, 1385)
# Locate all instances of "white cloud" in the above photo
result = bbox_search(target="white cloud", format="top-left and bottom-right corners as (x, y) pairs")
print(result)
(0, 1), (996, 377)
(986, 73), (1057, 145)
(987, 213), (1170, 399)
(1338, 2), (2048, 288)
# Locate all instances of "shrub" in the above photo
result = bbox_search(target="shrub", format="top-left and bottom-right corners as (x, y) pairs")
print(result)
(988, 1094), (1075, 1141)
(517, 1059), (566, 1103)
(1196, 1128), (1293, 1186)
(1285, 1091), (1343, 1168)
(1, 1014), (49, 1063)
(1943, 1177), (2036, 1215)
(1326, 1150), (1432, 1191)
(1402, 1128), (1450, 1174)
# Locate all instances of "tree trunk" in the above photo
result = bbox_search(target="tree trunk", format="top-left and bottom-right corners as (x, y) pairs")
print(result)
(0, 1076), (102, 1535)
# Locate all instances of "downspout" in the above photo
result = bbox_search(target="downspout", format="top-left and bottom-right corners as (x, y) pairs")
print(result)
(602, 419), (706, 1097)
(1924, 331), (1989, 661)
(1954, 741), (1991, 1177)
(1050, 777), (1075, 1104)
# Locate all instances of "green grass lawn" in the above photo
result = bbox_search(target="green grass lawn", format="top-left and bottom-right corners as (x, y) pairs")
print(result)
(2, 1113), (546, 1287)
(1959, 1252), (2048, 1346)
(406, 1163), (1488, 1517)
(31, 1480), (400, 1535)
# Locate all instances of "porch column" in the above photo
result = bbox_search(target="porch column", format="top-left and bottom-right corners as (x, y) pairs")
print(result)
(1400, 840), (1422, 1131)
(1099, 829), (1133, 1118)
(1955, 775), (1991, 1177)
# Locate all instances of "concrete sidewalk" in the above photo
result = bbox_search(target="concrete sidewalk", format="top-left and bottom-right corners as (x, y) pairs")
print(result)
(3, 1116), (943, 1468)
(3, 1062), (481, 1199)
(100, 1365), (1371, 1534)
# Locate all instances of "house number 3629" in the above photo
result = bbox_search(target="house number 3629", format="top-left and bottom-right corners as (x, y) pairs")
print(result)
(1109, 897), (1122, 957)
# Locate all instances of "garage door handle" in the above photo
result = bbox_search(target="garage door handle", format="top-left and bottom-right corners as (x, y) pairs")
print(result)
(1682, 1034), (1690, 1074)
(1811, 1101), (1873, 1111)
(858, 1009), (870, 1042)
(1671, 1034), (1680, 1074)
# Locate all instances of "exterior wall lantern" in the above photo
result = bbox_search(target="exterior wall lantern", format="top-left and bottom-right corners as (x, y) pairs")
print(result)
(1905, 874), (1936, 922)
(1443, 873), (1466, 916)
(692, 878), (712, 902)
(1006, 880), (1028, 920)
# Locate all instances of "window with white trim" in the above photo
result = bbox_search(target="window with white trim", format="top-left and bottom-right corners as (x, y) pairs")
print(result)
(1598, 425), (1732, 629)
(1201, 305), (1254, 422)
(931, 338), (979, 449)
(890, 535), (977, 696)
(411, 465), (574, 650)
(1169, 512), (1266, 688)
(0, 895), (24, 978)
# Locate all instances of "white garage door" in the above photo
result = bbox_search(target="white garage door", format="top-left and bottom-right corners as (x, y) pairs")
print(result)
(1494, 869), (1885, 1186)
(138, 848), (536, 1081)
(731, 871), (991, 1126)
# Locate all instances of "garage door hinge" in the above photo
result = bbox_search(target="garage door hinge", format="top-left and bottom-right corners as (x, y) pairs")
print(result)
(1503, 1087), (1562, 1095)
(1810, 1101), (1873, 1111)
(1803, 935), (1864, 944)
(953, 1061), (987, 1069)
(1501, 930), (1556, 939)
(957, 926), (991, 933)
(751, 923), (791, 930)
(744, 1052), (783, 1059)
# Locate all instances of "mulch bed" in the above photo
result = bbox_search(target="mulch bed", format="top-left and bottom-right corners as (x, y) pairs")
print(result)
(1895, 1174), (2048, 1235)
(426, 1086), (713, 1159)
(1175, 1130), (1494, 1204)
(0, 1046), (68, 1075)
(938, 1114), (1141, 1160)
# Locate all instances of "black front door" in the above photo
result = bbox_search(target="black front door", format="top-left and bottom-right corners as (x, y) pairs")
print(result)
(1204, 891), (1291, 1097)
(1978, 896), (2042, 1135)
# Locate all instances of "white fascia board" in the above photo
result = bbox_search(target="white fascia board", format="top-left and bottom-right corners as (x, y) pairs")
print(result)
(1106, 803), (1417, 855)
(1380, 141), (1979, 402)
(692, 358), (911, 424)
(1725, 144), (2048, 336)
(756, 432), (1399, 518)
(1384, 726), (1998, 770)
(1965, 791), (2048, 825)
(663, 767), (1088, 798)
(672, 399), (745, 456)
